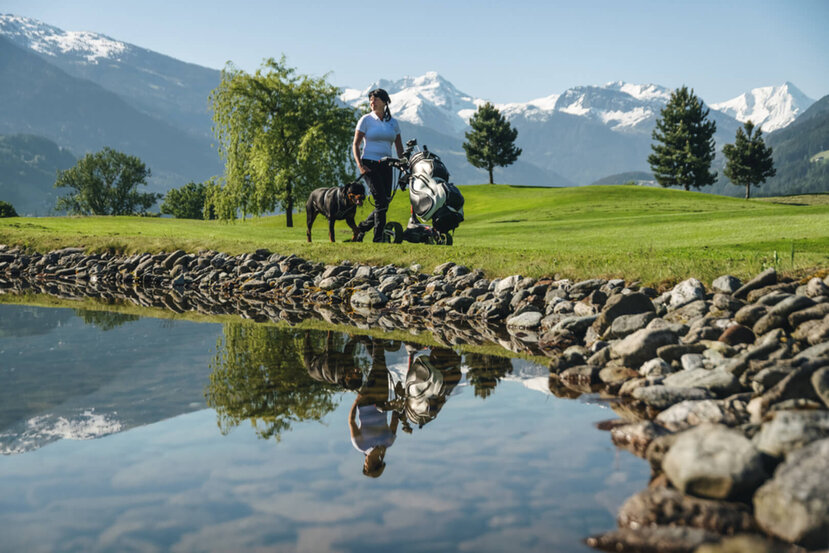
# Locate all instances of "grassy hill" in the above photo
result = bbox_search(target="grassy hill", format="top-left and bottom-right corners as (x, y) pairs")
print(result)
(1, 185), (827, 285)
(0, 134), (76, 216)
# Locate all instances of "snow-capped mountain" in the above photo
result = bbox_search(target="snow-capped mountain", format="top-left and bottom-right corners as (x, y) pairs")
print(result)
(0, 13), (127, 63)
(711, 82), (815, 132)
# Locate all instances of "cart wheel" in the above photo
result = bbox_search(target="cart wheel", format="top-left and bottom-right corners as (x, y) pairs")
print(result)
(439, 232), (453, 246)
(383, 222), (404, 244)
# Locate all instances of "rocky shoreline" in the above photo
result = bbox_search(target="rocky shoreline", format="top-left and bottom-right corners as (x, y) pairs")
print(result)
(1, 245), (828, 552)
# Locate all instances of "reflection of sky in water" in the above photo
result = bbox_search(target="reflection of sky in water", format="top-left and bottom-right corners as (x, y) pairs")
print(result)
(0, 304), (649, 553)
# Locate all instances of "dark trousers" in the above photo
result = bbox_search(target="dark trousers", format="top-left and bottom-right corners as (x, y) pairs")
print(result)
(358, 159), (393, 242)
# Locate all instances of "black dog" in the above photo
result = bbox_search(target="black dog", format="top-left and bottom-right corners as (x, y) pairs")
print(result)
(306, 181), (366, 242)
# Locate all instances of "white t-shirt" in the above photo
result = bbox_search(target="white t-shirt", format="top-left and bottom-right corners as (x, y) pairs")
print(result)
(357, 112), (400, 161)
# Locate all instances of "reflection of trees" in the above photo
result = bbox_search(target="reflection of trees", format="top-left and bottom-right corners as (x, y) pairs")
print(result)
(74, 309), (139, 331)
(464, 353), (513, 399)
(206, 324), (341, 441)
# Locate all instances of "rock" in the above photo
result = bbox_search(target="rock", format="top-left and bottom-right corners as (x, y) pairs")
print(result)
(663, 368), (741, 396)
(632, 386), (713, 410)
(754, 410), (829, 458)
(349, 287), (388, 309)
(494, 274), (521, 295)
(711, 275), (743, 295)
(735, 303), (769, 327)
(611, 421), (670, 457)
(805, 276), (829, 298)
(655, 399), (748, 432)
(506, 310), (543, 329)
(640, 357), (675, 377)
(657, 343), (706, 364)
(664, 300), (709, 324)
(612, 328), (678, 368)
(663, 424), (768, 500)
(585, 526), (720, 553)
(559, 364), (601, 384)
(606, 311), (656, 339)
(695, 535), (806, 553)
(592, 292), (655, 335)
(812, 367), (829, 408)
(753, 438), (829, 549)
(748, 362), (827, 421)
(680, 353), (705, 371)
(598, 364), (639, 384)
(670, 278), (706, 308)
(712, 293), (745, 313)
(789, 302), (829, 328)
(617, 486), (756, 535)
(769, 294), (816, 318)
(718, 323), (755, 346)
(752, 312), (788, 336)
(550, 314), (598, 338)
(733, 268), (777, 299)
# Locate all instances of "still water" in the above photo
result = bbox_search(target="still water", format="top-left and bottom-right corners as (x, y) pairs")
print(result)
(0, 303), (649, 553)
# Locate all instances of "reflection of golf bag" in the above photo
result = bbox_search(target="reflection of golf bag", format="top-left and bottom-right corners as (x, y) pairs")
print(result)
(403, 349), (462, 428)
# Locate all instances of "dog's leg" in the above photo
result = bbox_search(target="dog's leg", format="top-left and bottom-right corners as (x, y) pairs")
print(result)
(346, 214), (360, 241)
(328, 217), (336, 242)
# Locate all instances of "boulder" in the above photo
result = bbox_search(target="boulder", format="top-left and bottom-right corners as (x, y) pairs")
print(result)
(753, 438), (829, 549)
(592, 291), (655, 334)
(662, 368), (741, 396)
(655, 399), (748, 432)
(617, 486), (756, 535)
(606, 311), (656, 339)
(506, 310), (543, 329)
(753, 410), (829, 458)
(632, 385), (713, 410)
(733, 268), (777, 299)
(663, 424), (768, 499)
(711, 275), (742, 295)
(612, 328), (678, 368)
(586, 526), (720, 553)
(812, 367), (829, 408)
(669, 278), (706, 308)
(718, 323), (755, 346)
(350, 287), (388, 309)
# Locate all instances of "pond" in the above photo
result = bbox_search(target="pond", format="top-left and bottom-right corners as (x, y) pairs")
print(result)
(0, 303), (650, 553)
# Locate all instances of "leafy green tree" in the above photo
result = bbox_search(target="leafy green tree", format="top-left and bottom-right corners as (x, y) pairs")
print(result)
(0, 201), (17, 217)
(206, 324), (340, 441)
(648, 86), (718, 191)
(463, 353), (513, 399)
(54, 147), (161, 215)
(723, 120), (776, 200)
(209, 57), (357, 225)
(463, 102), (522, 184)
(160, 179), (217, 219)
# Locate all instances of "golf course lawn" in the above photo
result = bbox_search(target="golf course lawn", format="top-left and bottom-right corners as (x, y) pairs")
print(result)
(1, 185), (827, 286)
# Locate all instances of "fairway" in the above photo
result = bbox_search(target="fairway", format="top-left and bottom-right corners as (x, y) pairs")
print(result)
(1, 185), (827, 285)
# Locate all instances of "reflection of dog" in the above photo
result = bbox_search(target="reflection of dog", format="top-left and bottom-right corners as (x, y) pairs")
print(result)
(306, 181), (366, 242)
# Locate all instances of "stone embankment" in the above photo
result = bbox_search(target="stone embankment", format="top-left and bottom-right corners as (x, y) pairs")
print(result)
(1, 244), (828, 552)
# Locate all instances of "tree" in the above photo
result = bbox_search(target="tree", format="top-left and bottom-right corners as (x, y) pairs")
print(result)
(723, 120), (776, 200)
(160, 179), (217, 219)
(54, 147), (160, 215)
(0, 201), (17, 217)
(463, 102), (522, 184)
(648, 86), (718, 191)
(209, 57), (356, 225)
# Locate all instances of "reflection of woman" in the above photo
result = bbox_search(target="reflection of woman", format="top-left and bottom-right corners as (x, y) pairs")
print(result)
(348, 339), (399, 478)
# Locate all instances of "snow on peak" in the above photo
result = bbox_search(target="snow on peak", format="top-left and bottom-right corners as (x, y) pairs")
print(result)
(0, 13), (127, 63)
(711, 83), (815, 132)
(0, 409), (122, 455)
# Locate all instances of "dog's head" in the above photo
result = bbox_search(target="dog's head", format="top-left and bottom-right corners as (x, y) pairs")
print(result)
(346, 181), (366, 206)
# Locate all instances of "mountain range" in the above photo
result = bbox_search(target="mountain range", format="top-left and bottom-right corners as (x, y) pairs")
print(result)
(0, 13), (824, 215)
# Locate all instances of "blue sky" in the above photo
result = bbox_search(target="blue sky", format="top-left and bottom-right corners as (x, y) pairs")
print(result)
(4, 0), (828, 103)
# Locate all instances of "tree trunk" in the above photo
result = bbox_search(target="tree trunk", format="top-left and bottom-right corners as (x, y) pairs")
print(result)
(286, 179), (293, 227)
(745, 183), (751, 200)
(488, 166), (494, 185)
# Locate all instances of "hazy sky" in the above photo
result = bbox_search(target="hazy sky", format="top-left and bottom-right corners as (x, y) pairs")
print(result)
(4, 0), (828, 103)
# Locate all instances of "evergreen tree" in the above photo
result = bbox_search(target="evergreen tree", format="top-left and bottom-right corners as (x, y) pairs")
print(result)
(648, 86), (718, 191)
(54, 147), (160, 215)
(209, 57), (357, 225)
(723, 120), (777, 200)
(463, 102), (522, 184)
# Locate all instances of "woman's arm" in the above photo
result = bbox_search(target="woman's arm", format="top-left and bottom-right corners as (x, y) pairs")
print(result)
(349, 399), (360, 438)
(353, 130), (367, 174)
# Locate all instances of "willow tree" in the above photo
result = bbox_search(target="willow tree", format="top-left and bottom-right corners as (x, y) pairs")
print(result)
(209, 57), (356, 225)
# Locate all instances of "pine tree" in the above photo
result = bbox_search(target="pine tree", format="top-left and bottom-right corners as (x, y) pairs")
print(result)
(463, 102), (522, 184)
(648, 86), (718, 191)
(723, 120), (776, 200)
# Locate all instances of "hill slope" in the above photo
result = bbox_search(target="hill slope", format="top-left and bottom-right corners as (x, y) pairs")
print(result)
(0, 36), (221, 193)
(0, 134), (76, 216)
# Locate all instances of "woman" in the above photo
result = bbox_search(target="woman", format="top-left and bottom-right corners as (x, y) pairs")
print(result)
(353, 88), (405, 242)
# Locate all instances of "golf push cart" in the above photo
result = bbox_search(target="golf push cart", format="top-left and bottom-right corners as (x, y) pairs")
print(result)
(378, 139), (464, 245)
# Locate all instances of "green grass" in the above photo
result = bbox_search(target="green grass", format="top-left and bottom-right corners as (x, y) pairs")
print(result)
(810, 149), (829, 163)
(1, 185), (828, 285)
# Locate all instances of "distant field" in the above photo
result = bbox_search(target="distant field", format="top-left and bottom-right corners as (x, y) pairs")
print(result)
(810, 150), (829, 163)
(1, 185), (827, 285)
